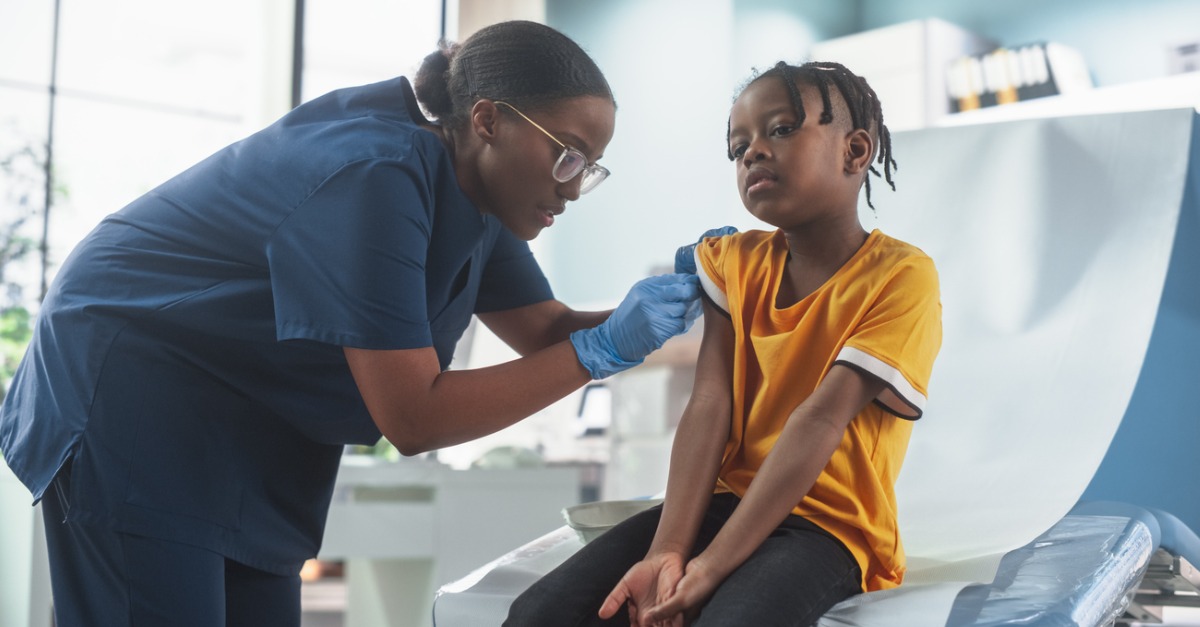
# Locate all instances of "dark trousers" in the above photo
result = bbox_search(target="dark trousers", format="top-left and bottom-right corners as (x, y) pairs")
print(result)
(505, 493), (862, 627)
(41, 468), (301, 627)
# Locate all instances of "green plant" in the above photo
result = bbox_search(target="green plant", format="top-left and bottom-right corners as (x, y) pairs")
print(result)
(0, 131), (47, 396)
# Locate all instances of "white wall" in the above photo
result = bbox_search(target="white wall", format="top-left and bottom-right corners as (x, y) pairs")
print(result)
(456, 0), (546, 40)
(533, 0), (1200, 306)
(541, 0), (852, 305)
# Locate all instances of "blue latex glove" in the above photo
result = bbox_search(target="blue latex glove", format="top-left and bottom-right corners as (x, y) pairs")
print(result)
(674, 226), (738, 274)
(571, 273), (701, 379)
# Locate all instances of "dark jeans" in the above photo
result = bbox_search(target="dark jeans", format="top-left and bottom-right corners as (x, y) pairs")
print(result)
(41, 464), (301, 627)
(505, 493), (862, 627)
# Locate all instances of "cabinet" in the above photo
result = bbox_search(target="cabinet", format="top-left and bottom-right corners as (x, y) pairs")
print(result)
(811, 19), (997, 131)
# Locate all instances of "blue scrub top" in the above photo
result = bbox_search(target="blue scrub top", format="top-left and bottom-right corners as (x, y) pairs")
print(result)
(0, 77), (553, 574)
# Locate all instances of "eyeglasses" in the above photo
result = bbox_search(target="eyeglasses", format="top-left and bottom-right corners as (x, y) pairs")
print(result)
(494, 101), (610, 194)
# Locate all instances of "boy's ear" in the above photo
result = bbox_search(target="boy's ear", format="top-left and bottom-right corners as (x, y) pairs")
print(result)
(844, 129), (874, 175)
(470, 100), (501, 144)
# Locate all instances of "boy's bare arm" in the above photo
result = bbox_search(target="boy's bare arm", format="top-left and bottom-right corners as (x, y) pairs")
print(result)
(646, 364), (885, 620)
(648, 297), (736, 558)
(598, 298), (735, 623)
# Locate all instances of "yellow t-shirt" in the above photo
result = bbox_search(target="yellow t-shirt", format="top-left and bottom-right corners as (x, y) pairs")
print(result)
(695, 229), (942, 592)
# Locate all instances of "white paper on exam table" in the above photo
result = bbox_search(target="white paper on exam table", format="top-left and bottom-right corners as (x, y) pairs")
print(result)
(432, 107), (1199, 627)
(813, 107), (1196, 625)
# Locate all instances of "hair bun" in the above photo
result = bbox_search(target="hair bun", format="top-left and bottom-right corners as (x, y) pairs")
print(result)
(413, 41), (459, 120)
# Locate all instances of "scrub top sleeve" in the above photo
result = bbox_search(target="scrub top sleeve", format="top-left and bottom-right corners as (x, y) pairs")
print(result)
(838, 257), (942, 419)
(475, 228), (553, 313)
(268, 159), (435, 349)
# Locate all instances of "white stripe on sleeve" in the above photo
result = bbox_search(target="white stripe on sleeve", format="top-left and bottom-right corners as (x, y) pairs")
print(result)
(836, 346), (926, 419)
(694, 247), (729, 313)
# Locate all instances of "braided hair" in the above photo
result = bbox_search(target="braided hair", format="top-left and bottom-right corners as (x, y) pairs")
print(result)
(728, 61), (897, 209)
(413, 21), (613, 130)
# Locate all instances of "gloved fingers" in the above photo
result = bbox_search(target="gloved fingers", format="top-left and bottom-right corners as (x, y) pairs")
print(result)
(646, 300), (692, 322)
(673, 226), (737, 274)
(636, 274), (699, 303)
(580, 274), (702, 378)
(637, 272), (697, 287)
(702, 225), (738, 239)
(673, 245), (697, 275)
(664, 277), (701, 303)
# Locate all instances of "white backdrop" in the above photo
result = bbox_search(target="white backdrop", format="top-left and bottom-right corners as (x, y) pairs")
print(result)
(821, 106), (1197, 624)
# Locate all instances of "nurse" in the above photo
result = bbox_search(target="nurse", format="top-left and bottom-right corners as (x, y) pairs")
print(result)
(0, 20), (707, 627)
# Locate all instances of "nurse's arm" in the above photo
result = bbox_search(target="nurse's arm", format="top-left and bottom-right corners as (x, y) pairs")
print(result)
(344, 341), (592, 456)
(476, 299), (611, 356)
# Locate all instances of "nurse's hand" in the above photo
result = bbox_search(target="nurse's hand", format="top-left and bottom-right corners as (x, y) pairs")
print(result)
(673, 226), (737, 274)
(570, 273), (700, 379)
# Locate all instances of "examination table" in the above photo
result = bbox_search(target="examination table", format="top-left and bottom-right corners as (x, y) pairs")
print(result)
(431, 501), (1200, 626)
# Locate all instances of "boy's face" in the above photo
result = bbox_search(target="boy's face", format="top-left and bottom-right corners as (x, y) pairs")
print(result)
(727, 77), (859, 230)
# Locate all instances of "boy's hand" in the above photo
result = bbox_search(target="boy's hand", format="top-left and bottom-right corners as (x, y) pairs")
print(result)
(642, 556), (723, 624)
(598, 552), (686, 626)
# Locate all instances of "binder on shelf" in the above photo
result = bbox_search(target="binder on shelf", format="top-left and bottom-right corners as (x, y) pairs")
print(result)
(947, 42), (1093, 113)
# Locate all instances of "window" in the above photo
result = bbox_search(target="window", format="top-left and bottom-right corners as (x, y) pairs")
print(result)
(0, 0), (443, 301)
(302, 0), (443, 104)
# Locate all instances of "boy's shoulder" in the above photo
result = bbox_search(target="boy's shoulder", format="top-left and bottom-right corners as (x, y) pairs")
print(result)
(695, 228), (777, 263)
(870, 230), (937, 266)
(715, 228), (780, 253)
(865, 232), (940, 296)
(703, 228), (937, 274)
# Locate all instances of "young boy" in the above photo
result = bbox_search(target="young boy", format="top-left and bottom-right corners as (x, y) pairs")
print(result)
(505, 61), (942, 627)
